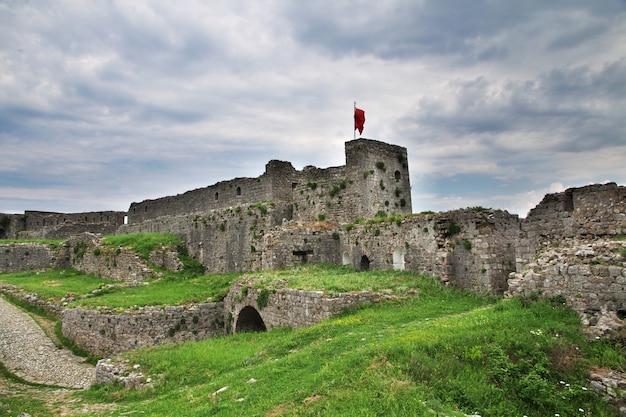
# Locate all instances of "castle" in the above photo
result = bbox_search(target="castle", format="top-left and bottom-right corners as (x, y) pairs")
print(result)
(1, 138), (625, 348)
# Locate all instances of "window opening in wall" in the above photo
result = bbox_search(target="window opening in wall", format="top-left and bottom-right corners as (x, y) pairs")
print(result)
(293, 249), (314, 264)
(360, 255), (370, 271)
(235, 306), (267, 333)
(215, 192), (219, 200)
(393, 247), (405, 271)
(236, 186), (241, 196)
(395, 170), (401, 182)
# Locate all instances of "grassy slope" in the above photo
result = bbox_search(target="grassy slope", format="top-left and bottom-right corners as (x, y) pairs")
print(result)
(79, 277), (623, 417)
(1, 257), (624, 416)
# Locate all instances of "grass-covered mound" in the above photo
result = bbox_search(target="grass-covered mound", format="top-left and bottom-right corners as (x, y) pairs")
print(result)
(77, 275), (624, 417)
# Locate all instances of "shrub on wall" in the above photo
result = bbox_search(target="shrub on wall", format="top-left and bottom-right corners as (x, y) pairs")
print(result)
(257, 288), (270, 310)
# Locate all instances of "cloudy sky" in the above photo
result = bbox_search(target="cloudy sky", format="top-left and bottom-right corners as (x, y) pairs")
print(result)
(1, 1), (625, 218)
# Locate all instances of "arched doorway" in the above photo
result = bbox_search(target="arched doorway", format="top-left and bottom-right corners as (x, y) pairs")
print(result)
(235, 306), (267, 333)
(360, 255), (370, 271)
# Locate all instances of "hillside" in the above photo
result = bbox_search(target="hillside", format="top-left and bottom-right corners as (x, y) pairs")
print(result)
(1, 266), (624, 416)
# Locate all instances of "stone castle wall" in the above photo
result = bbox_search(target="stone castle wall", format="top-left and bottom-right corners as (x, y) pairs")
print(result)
(126, 139), (411, 226)
(225, 280), (381, 332)
(507, 182), (626, 337)
(0, 210), (125, 240)
(507, 239), (626, 337)
(120, 201), (293, 273)
(127, 160), (296, 224)
(62, 302), (225, 357)
(0, 214), (25, 240)
(0, 242), (60, 273)
(517, 183), (626, 269)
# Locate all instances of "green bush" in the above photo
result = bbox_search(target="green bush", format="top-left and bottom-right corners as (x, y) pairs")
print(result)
(256, 288), (270, 310)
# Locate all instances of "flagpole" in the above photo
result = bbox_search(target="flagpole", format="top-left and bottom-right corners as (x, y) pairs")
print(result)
(353, 101), (356, 140)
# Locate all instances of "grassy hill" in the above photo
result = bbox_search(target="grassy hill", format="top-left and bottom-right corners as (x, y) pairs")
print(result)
(0, 262), (624, 416)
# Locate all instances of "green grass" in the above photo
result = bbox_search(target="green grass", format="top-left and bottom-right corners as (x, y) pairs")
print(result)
(76, 278), (623, 417)
(71, 272), (240, 308)
(1, 266), (624, 416)
(0, 363), (53, 417)
(240, 263), (429, 295)
(101, 232), (183, 260)
(0, 269), (116, 302)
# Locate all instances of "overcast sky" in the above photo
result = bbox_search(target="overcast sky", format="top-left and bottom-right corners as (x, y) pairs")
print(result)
(1, 1), (625, 218)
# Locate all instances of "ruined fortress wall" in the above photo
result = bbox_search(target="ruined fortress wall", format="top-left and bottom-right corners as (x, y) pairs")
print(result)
(225, 281), (380, 332)
(517, 183), (626, 269)
(288, 140), (412, 225)
(18, 222), (122, 240)
(0, 214), (25, 239)
(126, 139), (412, 226)
(0, 242), (59, 273)
(261, 227), (341, 271)
(507, 183), (626, 335)
(62, 303), (225, 357)
(1, 211), (125, 241)
(127, 160), (297, 224)
(290, 165), (349, 224)
(119, 202), (293, 273)
(507, 239), (626, 337)
(23, 210), (126, 230)
(338, 209), (519, 293)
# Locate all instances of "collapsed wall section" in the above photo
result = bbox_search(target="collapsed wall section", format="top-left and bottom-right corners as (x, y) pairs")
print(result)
(518, 182), (626, 269)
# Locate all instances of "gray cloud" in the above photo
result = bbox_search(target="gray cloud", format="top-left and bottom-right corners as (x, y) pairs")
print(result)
(1, 0), (625, 216)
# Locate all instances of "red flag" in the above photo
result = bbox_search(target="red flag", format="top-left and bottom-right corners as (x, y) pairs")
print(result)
(354, 107), (365, 135)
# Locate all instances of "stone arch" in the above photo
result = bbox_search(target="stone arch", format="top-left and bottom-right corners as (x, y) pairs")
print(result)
(393, 246), (405, 271)
(360, 255), (370, 271)
(235, 306), (267, 333)
(342, 251), (350, 266)
(236, 186), (241, 196)
(394, 170), (401, 182)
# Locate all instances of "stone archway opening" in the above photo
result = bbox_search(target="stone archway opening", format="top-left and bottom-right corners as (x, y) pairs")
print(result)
(235, 306), (267, 333)
(360, 255), (370, 271)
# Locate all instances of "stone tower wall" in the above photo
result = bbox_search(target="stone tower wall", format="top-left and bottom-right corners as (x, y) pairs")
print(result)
(126, 139), (412, 226)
